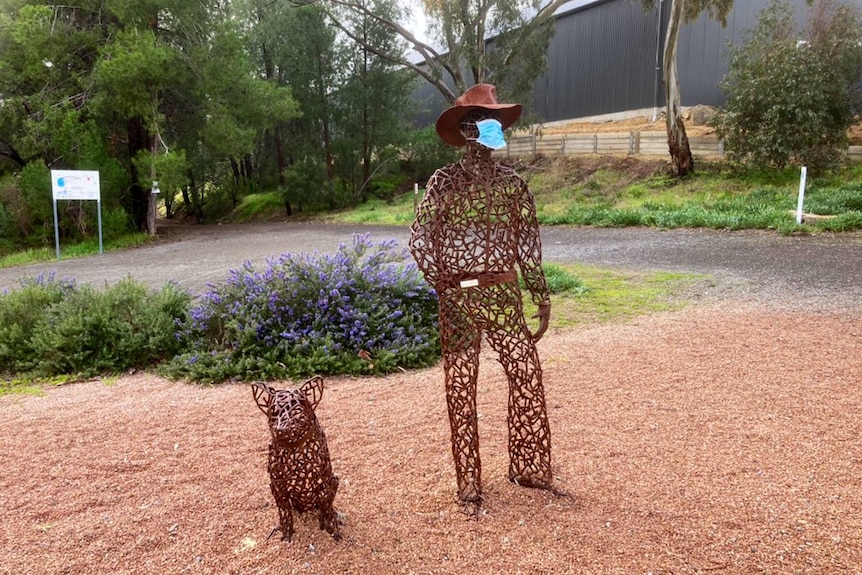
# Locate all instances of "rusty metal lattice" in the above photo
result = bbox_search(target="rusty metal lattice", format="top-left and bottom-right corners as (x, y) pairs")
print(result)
(252, 376), (342, 541)
(409, 85), (554, 510)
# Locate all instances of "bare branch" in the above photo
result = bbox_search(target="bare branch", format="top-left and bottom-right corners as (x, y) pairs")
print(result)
(533, 0), (577, 25)
(288, 0), (460, 101)
(325, 11), (458, 101)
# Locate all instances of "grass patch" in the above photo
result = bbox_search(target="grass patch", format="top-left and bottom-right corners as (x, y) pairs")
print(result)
(229, 192), (286, 222)
(0, 233), (151, 269)
(1, 374), (79, 396)
(330, 192), (421, 225)
(324, 157), (862, 232)
(534, 263), (705, 330)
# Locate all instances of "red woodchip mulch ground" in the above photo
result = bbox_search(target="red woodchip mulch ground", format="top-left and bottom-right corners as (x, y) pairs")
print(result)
(2, 303), (860, 575)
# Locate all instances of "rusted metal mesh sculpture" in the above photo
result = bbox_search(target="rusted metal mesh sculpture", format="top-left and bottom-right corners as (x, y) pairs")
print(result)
(409, 84), (554, 510)
(252, 376), (342, 541)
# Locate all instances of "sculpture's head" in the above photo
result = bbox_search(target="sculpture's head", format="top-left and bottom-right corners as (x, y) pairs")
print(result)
(252, 376), (324, 449)
(435, 84), (521, 148)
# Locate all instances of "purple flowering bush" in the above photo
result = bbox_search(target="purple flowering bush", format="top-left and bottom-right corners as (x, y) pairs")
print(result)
(162, 234), (439, 382)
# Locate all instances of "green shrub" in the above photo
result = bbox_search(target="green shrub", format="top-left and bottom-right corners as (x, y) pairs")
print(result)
(162, 234), (440, 383)
(0, 275), (191, 377)
(101, 207), (133, 240)
(27, 278), (191, 377)
(0, 273), (77, 373)
(714, 0), (862, 170)
(0, 203), (12, 242)
(400, 126), (460, 182)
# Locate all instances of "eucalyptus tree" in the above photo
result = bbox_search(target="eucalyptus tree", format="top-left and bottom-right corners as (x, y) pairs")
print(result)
(288, 0), (570, 106)
(641, 0), (733, 176)
(331, 0), (413, 199)
(243, 0), (412, 211)
(243, 2), (341, 211)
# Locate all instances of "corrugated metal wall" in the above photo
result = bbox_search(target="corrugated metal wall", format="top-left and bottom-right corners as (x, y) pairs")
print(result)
(535, 0), (862, 122)
(532, 0), (661, 121)
(412, 0), (862, 126)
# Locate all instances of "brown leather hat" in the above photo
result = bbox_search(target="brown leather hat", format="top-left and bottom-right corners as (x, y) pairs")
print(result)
(435, 84), (522, 147)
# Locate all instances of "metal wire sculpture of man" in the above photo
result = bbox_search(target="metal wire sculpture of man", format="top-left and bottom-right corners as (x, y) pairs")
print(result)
(409, 84), (554, 510)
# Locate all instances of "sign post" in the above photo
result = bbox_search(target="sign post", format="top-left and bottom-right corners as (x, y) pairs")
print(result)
(50, 170), (102, 260)
(796, 166), (808, 225)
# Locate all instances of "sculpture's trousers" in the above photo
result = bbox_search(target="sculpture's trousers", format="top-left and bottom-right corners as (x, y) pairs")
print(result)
(438, 282), (553, 503)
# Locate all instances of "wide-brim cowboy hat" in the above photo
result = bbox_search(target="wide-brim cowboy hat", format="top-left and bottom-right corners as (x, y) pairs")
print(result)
(435, 84), (522, 147)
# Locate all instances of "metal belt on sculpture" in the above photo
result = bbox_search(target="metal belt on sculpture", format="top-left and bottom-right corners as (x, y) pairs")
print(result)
(252, 376), (342, 541)
(409, 84), (555, 511)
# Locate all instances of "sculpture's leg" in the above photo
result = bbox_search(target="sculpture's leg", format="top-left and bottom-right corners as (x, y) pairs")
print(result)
(500, 337), (553, 489)
(270, 479), (294, 541)
(267, 448), (295, 541)
(485, 286), (553, 490)
(318, 474), (342, 541)
(439, 294), (483, 507)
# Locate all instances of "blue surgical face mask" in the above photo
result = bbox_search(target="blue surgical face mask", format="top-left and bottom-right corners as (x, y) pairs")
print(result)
(475, 118), (507, 150)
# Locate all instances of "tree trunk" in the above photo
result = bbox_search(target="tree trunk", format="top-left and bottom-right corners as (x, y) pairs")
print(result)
(274, 126), (287, 186)
(311, 49), (335, 197)
(127, 117), (152, 230)
(185, 169), (204, 222)
(361, 42), (371, 200)
(664, 0), (694, 177)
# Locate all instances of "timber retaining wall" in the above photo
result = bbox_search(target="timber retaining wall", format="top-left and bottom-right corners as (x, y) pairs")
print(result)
(494, 132), (862, 161)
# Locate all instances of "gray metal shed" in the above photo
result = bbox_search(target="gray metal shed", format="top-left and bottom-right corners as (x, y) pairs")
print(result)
(411, 0), (862, 125)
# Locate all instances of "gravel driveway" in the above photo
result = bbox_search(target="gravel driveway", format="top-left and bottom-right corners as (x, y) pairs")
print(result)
(1, 221), (859, 309)
(2, 227), (861, 575)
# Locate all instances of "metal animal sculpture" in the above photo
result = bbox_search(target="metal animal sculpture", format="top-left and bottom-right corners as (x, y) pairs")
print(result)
(252, 376), (341, 541)
(409, 84), (554, 510)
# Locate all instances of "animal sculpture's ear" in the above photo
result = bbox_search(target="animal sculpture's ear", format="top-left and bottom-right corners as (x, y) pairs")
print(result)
(300, 375), (324, 410)
(252, 382), (273, 415)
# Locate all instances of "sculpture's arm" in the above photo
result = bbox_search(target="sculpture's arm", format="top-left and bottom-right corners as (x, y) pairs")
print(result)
(516, 179), (551, 341)
(408, 174), (443, 289)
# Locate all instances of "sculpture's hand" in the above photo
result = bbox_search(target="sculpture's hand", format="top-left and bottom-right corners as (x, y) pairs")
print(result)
(529, 302), (551, 342)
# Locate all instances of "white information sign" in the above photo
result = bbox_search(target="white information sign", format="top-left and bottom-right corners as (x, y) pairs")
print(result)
(51, 170), (101, 200)
(50, 169), (103, 259)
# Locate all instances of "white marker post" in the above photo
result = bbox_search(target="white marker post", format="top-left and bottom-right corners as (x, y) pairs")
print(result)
(50, 170), (103, 260)
(796, 166), (808, 225)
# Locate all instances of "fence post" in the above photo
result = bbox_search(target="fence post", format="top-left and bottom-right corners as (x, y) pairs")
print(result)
(593, 133), (598, 154)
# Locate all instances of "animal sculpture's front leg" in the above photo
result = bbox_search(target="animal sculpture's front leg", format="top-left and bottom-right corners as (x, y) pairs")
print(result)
(269, 478), (295, 541)
(317, 475), (342, 540)
(267, 447), (295, 542)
